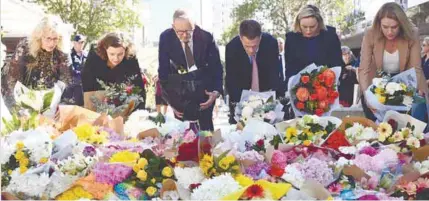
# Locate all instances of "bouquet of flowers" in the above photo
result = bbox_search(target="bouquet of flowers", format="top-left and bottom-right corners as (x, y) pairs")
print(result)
(274, 115), (340, 146)
(90, 76), (144, 118)
(393, 178), (429, 200)
(126, 149), (176, 199)
(190, 173), (241, 200)
(234, 90), (284, 125)
(288, 63), (341, 116)
(13, 81), (65, 118)
(365, 68), (423, 121)
(377, 120), (424, 151)
(199, 150), (240, 178)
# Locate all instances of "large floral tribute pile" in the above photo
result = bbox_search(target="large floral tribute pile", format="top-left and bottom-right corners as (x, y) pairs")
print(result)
(1, 103), (429, 200)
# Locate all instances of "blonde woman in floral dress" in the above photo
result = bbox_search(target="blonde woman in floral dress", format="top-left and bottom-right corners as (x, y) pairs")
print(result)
(1, 16), (72, 109)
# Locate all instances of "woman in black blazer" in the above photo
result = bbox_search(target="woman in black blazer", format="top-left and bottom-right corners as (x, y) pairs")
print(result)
(284, 5), (343, 90)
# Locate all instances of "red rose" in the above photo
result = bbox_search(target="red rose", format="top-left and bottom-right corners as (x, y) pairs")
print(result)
(309, 94), (318, 101)
(268, 166), (285, 177)
(296, 102), (305, 110)
(315, 86), (328, 100)
(313, 80), (321, 88)
(296, 87), (310, 102)
(315, 108), (324, 116)
(301, 75), (310, 84)
(330, 91), (339, 98)
(256, 139), (264, 147)
(177, 138), (199, 162)
(325, 76), (335, 87)
(323, 69), (336, 87)
(318, 74), (325, 82)
(318, 100), (328, 110)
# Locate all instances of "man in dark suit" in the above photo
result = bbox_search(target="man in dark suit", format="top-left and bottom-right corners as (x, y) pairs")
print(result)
(225, 20), (280, 124)
(158, 9), (223, 131)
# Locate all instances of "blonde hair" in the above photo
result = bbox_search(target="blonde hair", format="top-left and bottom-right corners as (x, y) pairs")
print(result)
(423, 36), (429, 45)
(29, 15), (69, 57)
(372, 2), (414, 41)
(293, 5), (327, 33)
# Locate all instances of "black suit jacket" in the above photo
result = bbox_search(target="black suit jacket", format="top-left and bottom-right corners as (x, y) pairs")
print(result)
(225, 33), (280, 104)
(158, 25), (223, 95)
(284, 26), (343, 90)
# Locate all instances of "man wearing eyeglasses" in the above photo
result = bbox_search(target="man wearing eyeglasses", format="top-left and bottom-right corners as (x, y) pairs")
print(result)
(64, 34), (87, 106)
(225, 20), (281, 124)
(158, 9), (223, 131)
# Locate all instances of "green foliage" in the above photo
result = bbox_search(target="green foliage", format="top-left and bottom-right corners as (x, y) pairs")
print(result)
(222, 0), (361, 40)
(33, 0), (142, 44)
(1, 112), (39, 136)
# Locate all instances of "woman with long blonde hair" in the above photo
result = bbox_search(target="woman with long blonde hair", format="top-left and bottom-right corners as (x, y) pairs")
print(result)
(359, 2), (428, 121)
(1, 15), (73, 108)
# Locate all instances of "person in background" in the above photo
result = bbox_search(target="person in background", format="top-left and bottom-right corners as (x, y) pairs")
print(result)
(153, 74), (168, 115)
(82, 32), (146, 109)
(339, 46), (359, 107)
(277, 37), (286, 94)
(284, 5), (343, 90)
(1, 16), (72, 109)
(411, 37), (429, 126)
(63, 34), (87, 106)
(225, 20), (280, 124)
(358, 2), (428, 121)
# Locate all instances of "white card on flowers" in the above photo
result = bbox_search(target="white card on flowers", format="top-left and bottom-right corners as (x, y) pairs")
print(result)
(287, 63), (341, 117)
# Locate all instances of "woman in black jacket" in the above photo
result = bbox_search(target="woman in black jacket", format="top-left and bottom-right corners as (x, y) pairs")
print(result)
(82, 32), (146, 110)
(284, 5), (343, 89)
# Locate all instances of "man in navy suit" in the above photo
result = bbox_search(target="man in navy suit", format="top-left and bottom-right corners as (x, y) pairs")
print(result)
(225, 20), (280, 124)
(158, 9), (223, 131)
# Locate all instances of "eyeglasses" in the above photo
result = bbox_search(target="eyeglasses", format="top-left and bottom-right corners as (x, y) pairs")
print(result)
(173, 26), (193, 36)
(42, 36), (59, 43)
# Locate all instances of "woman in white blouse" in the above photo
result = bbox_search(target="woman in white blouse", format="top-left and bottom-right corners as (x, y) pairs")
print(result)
(358, 2), (428, 121)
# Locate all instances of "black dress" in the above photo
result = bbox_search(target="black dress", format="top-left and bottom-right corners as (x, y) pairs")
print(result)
(81, 52), (146, 109)
(339, 60), (359, 107)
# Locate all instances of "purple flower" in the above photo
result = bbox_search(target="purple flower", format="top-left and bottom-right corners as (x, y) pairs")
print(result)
(358, 195), (379, 200)
(301, 158), (334, 187)
(359, 146), (378, 157)
(83, 146), (97, 157)
(93, 163), (133, 185)
(245, 161), (270, 180)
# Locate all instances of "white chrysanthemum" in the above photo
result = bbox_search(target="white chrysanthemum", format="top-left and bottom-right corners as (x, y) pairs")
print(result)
(1, 142), (16, 164)
(19, 129), (53, 163)
(6, 171), (51, 198)
(190, 173), (241, 200)
(336, 157), (353, 168)
(385, 82), (403, 95)
(339, 146), (357, 155)
(174, 167), (205, 189)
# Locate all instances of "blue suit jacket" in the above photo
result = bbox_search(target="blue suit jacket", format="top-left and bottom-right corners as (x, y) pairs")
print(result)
(158, 26), (223, 95)
(284, 26), (343, 90)
(225, 33), (281, 103)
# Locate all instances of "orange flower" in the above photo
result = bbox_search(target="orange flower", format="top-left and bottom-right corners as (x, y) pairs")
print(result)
(296, 102), (305, 110)
(315, 86), (328, 100)
(296, 87), (310, 102)
(318, 100), (328, 110)
(318, 74), (325, 82)
(309, 94), (318, 101)
(322, 69), (336, 87)
(313, 80), (321, 88)
(301, 75), (310, 84)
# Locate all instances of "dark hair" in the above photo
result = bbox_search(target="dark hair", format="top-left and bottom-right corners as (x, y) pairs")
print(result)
(96, 32), (135, 61)
(239, 20), (261, 40)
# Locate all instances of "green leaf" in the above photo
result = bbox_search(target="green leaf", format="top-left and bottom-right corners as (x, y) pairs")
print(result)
(41, 90), (54, 113)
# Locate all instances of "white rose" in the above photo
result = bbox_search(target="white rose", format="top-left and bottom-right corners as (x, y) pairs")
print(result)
(385, 82), (403, 95)
(241, 106), (254, 118)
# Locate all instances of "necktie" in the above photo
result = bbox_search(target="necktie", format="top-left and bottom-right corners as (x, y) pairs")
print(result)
(184, 42), (195, 68)
(279, 55), (284, 81)
(251, 55), (259, 91)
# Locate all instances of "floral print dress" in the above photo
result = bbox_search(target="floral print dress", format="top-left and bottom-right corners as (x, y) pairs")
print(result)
(1, 38), (72, 108)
